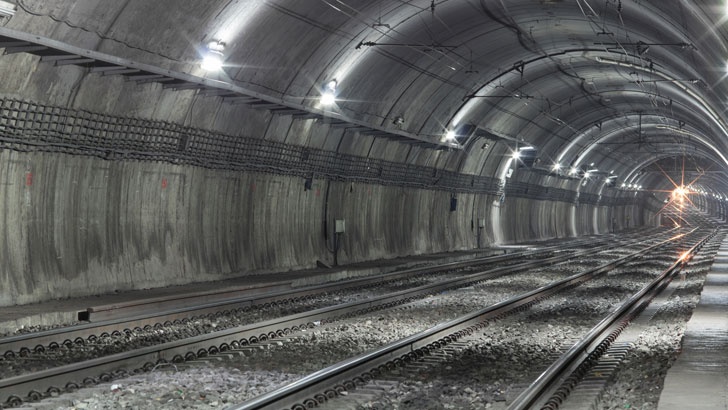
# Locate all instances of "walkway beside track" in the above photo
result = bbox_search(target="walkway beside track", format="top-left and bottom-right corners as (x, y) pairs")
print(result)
(658, 237), (728, 410)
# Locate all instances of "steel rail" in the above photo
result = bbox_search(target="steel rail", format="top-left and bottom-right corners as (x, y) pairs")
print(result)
(0, 232), (674, 406)
(224, 232), (687, 410)
(507, 228), (713, 410)
(0, 232), (651, 357)
(0, 246), (552, 356)
(86, 230), (664, 321)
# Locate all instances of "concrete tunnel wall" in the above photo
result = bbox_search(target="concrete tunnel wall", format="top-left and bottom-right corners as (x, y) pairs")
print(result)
(0, 23), (658, 307)
(0, 136), (651, 307)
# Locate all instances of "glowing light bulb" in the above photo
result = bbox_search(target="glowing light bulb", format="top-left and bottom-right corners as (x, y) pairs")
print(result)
(201, 52), (223, 71)
(321, 80), (337, 105)
(201, 41), (225, 71)
(320, 91), (336, 105)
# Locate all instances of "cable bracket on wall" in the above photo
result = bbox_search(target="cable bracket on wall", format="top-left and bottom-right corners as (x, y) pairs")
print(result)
(0, 26), (456, 150)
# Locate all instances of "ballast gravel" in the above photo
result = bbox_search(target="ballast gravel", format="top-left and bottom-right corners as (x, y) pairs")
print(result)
(13, 240), (717, 410)
(596, 256), (715, 410)
(0, 254), (616, 380)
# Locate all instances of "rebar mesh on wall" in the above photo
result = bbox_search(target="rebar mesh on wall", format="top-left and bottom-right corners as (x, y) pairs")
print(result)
(504, 181), (576, 202)
(0, 97), (635, 205)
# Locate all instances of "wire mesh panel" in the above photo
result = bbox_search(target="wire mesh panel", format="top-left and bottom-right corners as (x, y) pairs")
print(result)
(0, 97), (634, 204)
(579, 192), (602, 205)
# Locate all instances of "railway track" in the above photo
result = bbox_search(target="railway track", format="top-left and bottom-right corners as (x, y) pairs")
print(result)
(0, 246), (556, 357)
(221, 227), (711, 410)
(0, 229), (677, 407)
(0, 229), (666, 359)
(508, 229), (717, 410)
(2, 235), (605, 355)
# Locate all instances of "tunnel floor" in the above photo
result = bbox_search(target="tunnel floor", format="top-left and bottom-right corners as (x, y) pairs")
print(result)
(657, 237), (728, 409)
(0, 246), (522, 335)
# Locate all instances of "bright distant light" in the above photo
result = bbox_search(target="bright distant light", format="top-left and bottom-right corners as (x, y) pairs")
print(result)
(672, 185), (688, 202)
(445, 130), (456, 141)
(512, 150), (521, 159)
(552, 163), (561, 172)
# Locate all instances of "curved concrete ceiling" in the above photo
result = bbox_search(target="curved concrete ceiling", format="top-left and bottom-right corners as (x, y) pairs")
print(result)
(4, 0), (728, 194)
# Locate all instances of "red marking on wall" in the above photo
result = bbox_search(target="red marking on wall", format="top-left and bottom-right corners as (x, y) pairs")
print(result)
(161, 177), (168, 189)
(251, 183), (256, 192)
(25, 172), (33, 186)
(315, 188), (321, 197)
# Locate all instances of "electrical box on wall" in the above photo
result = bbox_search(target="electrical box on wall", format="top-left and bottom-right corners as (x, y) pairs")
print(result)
(450, 196), (458, 212)
(335, 219), (346, 233)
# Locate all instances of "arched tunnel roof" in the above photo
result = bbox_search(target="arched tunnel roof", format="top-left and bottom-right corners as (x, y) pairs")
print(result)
(2, 0), (728, 198)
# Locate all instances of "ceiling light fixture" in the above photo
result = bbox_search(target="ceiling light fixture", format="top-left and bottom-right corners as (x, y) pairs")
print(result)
(201, 40), (225, 71)
(0, 0), (15, 18)
(320, 79), (337, 106)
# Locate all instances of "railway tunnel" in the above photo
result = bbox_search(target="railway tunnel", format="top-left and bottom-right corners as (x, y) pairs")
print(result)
(0, 1), (728, 409)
